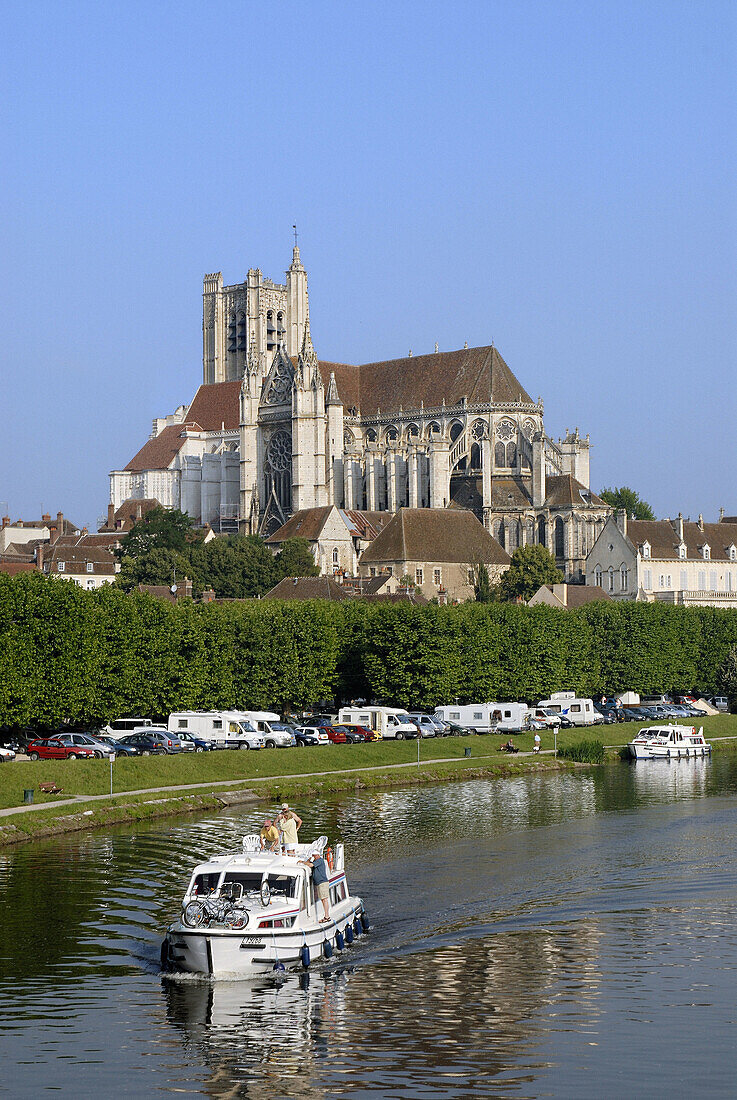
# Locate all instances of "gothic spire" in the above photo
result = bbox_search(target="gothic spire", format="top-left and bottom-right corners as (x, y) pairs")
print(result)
(326, 371), (340, 406)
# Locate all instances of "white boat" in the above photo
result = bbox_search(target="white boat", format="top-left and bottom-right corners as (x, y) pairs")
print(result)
(161, 834), (368, 977)
(627, 724), (712, 761)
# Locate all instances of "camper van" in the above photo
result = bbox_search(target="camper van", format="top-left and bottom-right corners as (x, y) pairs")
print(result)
(434, 702), (528, 734)
(168, 711), (265, 749)
(235, 711), (297, 748)
(536, 692), (599, 726)
(337, 707), (419, 740)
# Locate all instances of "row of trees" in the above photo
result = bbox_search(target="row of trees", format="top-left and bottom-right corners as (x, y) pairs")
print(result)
(1, 572), (735, 729)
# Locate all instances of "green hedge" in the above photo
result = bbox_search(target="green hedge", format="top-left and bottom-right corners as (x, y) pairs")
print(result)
(1, 573), (736, 728)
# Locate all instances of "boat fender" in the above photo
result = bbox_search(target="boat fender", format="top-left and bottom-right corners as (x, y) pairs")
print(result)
(325, 847), (333, 870)
(323, 938), (333, 959)
(360, 910), (370, 932)
(301, 944), (311, 968)
(345, 922), (354, 945)
(273, 960), (286, 972)
(335, 929), (345, 951)
(160, 939), (171, 972)
(353, 916), (362, 937)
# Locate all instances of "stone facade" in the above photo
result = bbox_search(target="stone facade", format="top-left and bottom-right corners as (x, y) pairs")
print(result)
(585, 512), (737, 606)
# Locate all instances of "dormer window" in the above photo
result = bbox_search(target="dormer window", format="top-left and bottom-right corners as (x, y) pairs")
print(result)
(58, 561), (65, 571)
(702, 544), (710, 560)
(679, 543), (687, 559)
(729, 545), (737, 562)
(641, 542), (651, 559)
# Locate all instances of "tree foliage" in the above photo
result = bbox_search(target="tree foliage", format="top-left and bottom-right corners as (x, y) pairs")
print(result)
(1, 572), (737, 728)
(599, 486), (656, 521)
(495, 545), (564, 603)
(472, 558), (495, 602)
(275, 538), (320, 580)
(116, 506), (197, 558)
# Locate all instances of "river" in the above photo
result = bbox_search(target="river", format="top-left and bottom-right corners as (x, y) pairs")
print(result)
(2, 756), (737, 1097)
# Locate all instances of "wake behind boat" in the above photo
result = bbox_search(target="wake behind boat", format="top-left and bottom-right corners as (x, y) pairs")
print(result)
(627, 723), (712, 761)
(161, 834), (368, 977)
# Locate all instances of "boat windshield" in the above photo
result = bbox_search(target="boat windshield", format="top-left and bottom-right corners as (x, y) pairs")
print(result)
(266, 873), (299, 899)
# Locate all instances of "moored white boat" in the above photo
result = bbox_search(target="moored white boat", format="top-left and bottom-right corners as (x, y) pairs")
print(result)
(162, 834), (368, 977)
(627, 724), (712, 761)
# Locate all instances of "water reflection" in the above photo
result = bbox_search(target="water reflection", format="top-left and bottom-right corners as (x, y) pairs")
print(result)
(2, 759), (737, 1097)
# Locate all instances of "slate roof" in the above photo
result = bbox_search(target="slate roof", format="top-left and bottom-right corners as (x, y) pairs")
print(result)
(319, 345), (532, 417)
(627, 520), (737, 561)
(544, 475), (607, 509)
(360, 508), (511, 565)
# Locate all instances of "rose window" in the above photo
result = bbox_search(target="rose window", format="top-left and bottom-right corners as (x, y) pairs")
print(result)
(496, 419), (515, 442)
(267, 431), (292, 472)
(471, 419), (487, 441)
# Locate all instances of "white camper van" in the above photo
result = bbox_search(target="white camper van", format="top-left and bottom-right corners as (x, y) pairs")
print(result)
(236, 711), (296, 748)
(168, 711), (264, 749)
(435, 702), (529, 734)
(337, 706), (419, 740)
(536, 692), (598, 726)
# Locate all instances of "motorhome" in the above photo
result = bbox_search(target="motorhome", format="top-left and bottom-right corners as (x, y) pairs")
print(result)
(337, 706), (419, 740)
(235, 711), (296, 748)
(168, 711), (264, 749)
(434, 703), (528, 734)
(536, 692), (599, 726)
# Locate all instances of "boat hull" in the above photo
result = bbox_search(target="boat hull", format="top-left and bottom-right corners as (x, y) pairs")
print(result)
(628, 743), (712, 760)
(164, 900), (365, 977)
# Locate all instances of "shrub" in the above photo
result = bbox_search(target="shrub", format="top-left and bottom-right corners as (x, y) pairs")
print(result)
(558, 739), (605, 764)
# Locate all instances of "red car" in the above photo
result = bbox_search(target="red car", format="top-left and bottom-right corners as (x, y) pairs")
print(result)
(304, 724), (347, 745)
(26, 737), (97, 761)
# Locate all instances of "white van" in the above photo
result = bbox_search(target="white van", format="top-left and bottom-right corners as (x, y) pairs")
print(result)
(537, 692), (598, 726)
(102, 717), (153, 740)
(236, 711), (296, 748)
(168, 711), (264, 749)
(337, 707), (419, 740)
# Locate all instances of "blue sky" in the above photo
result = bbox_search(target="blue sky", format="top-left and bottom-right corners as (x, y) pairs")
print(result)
(1, 1), (735, 529)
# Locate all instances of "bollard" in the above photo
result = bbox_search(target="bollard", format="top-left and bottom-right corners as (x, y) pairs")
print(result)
(464, 747), (471, 758)
(23, 789), (34, 804)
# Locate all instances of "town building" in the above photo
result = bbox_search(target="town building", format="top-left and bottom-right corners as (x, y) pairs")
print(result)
(358, 508), (511, 603)
(528, 583), (611, 608)
(111, 246), (611, 579)
(42, 532), (121, 590)
(264, 506), (391, 575)
(585, 512), (737, 606)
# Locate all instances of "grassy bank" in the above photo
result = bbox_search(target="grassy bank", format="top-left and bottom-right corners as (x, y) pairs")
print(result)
(2, 714), (735, 846)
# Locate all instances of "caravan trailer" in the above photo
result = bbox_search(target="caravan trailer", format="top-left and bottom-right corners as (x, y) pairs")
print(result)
(536, 692), (599, 726)
(337, 707), (419, 740)
(434, 702), (528, 734)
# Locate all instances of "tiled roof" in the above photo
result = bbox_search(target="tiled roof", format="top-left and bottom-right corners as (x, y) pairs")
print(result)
(360, 508), (511, 565)
(363, 591), (430, 604)
(186, 381), (242, 430)
(545, 475), (607, 509)
(100, 499), (162, 532)
(264, 576), (349, 601)
(0, 561), (37, 575)
(627, 519), (737, 561)
(46, 534), (117, 575)
(265, 507), (335, 544)
(490, 477), (531, 508)
(318, 345), (532, 417)
(124, 424), (196, 472)
(342, 510), (392, 540)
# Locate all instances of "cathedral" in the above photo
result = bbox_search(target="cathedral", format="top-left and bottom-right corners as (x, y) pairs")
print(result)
(110, 246), (610, 581)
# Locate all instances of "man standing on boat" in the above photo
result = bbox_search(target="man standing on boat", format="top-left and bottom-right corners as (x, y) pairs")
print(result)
(276, 803), (302, 856)
(260, 818), (280, 852)
(301, 852), (331, 922)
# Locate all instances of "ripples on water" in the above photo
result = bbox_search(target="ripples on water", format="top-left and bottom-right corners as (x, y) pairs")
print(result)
(2, 757), (737, 1096)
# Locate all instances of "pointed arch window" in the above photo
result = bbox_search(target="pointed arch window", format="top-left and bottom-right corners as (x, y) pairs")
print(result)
(554, 517), (565, 558)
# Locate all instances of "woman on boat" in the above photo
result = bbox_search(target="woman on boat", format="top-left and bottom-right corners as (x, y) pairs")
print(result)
(276, 804), (302, 856)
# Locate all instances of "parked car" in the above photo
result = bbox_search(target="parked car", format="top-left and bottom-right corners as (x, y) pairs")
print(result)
(26, 737), (97, 761)
(176, 731), (217, 752)
(292, 726), (331, 747)
(54, 732), (116, 759)
(593, 706), (616, 724)
(711, 696), (729, 712)
(96, 735), (141, 757)
(407, 714), (439, 737)
(118, 732), (171, 755)
(303, 724), (347, 744)
(0, 746), (16, 762)
(339, 722), (382, 742)
(329, 724), (364, 744)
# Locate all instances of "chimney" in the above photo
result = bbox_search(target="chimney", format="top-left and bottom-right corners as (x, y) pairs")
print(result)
(107, 503), (115, 527)
(181, 576), (193, 600)
(42, 513), (51, 523)
(720, 507), (725, 522)
(57, 511), (63, 530)
(82, 526), (88, 535)
(676, 513), (684, 542)
(36, 543), (45, 570)
(201, 585), (216, 603)
(615, 509), (628, 537)
(17, 520), (23, 529)
(1, 516), (9, 528)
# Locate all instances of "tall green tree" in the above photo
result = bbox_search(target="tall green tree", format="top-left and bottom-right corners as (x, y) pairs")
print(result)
(495, 545), (563, 603)
(115, 505), (197, 558)
(599, 486), (656, 520)
(472, 558), (495, 602)
(275, 537), (320, 580)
